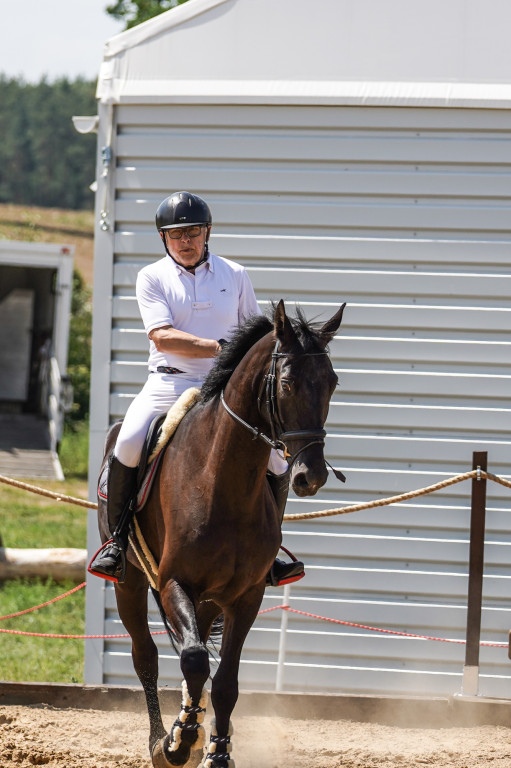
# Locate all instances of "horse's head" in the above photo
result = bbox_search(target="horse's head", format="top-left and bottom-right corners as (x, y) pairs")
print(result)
(271, 300), (345, 497)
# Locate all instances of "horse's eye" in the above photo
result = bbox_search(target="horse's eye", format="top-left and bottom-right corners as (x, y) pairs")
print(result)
(281, 379), (292, 393)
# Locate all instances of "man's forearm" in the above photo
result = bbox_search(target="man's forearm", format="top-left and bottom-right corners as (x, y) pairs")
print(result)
(149, 326), (220, 358)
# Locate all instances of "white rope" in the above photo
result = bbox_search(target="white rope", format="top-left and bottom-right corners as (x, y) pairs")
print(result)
(0, 474), (98, 508)
(283, 469), (478, 521)
(1, 469), (509, 522)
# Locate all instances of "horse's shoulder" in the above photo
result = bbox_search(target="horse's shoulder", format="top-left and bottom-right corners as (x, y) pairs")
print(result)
(170, 398), (212, 443)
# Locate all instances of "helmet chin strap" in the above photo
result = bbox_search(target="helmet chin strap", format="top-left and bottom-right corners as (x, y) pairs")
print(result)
(163, 239), (210, 271)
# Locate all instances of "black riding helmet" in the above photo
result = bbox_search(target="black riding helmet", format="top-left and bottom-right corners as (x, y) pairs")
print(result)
(155, 191), (212, 233)
(156, 191), (212, 270)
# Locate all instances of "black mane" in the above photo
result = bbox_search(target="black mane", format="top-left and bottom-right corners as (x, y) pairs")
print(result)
(200, 306), (326, 403)
(200, 314), (272, 403)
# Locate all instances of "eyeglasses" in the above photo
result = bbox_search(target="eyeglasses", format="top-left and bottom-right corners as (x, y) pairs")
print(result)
(166, 225), (204, 240)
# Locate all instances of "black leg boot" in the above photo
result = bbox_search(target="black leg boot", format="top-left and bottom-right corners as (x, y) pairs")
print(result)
(265, 472), (305, 587)
(88, 455), (138, 583)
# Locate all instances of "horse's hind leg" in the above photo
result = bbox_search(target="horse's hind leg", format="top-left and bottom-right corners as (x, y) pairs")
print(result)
(115, 569), (166, 754)
(152, 580), (210, 768)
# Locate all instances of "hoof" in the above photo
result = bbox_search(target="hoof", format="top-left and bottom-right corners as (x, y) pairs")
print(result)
(152, 738), (176, 768)
(152, 681), (208, 767)
(152, 728), (204, 768)
(185, 751), (205, 768)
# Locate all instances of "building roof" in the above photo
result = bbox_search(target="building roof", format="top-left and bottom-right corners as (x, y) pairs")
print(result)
(97, 0), (511, 106)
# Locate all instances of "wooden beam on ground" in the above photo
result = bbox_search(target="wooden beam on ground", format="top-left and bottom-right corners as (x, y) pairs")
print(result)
(0, 547), (86, 582)
(0, 682), (510, 728)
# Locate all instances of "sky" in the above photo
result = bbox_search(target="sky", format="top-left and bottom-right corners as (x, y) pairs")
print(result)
(0, 0), (126, 83)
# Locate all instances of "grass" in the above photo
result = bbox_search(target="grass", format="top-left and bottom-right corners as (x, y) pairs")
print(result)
(0, 420), (91, 683)
(59, 419), (90, 481)
(0, 479), (89, 682)
(0, 202), (94, 682)
(0, 578), (85, 683)
(0, 202), (94, 285)
(0, 479), (89, 549)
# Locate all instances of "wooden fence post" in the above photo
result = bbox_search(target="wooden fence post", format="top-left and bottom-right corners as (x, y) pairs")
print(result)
(461, 451), (488, 696)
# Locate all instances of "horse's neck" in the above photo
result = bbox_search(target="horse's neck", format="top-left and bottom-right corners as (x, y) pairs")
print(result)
(223, 340), (271, 436)
(210, 340), (273, 479)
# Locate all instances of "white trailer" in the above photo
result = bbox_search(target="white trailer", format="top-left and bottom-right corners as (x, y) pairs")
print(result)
(0, 241), (74, 479)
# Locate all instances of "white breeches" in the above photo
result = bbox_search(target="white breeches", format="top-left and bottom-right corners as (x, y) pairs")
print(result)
(114, 373), (288, 475)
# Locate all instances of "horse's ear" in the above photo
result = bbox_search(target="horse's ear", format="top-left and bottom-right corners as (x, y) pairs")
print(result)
(274, 299), (297, 348)
(319, 303), (346, 346)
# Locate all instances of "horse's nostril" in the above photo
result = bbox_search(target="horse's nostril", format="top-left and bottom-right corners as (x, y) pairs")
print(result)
(293, 472), (309, 489)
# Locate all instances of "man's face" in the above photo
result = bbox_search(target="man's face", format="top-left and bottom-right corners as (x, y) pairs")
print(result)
(161, 225), (210, 269)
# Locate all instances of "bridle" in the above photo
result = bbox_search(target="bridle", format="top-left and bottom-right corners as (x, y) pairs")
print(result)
(220, 340), (345, 480)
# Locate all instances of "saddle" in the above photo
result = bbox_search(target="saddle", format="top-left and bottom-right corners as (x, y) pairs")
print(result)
(97, 386), (304, 590)
(98, 387), (202, 511)
(97, 414), (165, 512)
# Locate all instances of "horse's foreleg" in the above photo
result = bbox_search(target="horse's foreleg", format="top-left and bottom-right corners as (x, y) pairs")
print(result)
(203, 588), (264, 768)
(115, 570), (166, 753)
(152, 580), (210, 768)
(160, 579), (210, 700)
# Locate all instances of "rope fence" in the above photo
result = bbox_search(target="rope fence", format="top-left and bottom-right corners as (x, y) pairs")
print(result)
(284, 469), (511, 521)
(0, 475), (96, 509)
(1, 468), (510, 522)
(0, 464), (510, 659)
(0, 581), (86, 621)
(0, 585), (507, 647)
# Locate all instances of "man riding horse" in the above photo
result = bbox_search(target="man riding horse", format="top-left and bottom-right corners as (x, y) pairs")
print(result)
(89, 191), (304, 587)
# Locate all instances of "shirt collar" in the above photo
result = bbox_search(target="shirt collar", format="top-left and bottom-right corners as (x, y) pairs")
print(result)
(167, 252), (215, 275)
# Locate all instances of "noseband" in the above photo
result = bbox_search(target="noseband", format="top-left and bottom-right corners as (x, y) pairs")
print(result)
(220, 341), (329, 469)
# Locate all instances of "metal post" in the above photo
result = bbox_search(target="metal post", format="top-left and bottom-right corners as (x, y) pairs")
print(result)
(275, 583), (291, 692)
(461, 451), (487, 696)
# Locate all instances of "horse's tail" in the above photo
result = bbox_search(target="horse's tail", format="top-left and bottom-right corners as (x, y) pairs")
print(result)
(150, 587), (224, 659)
(209, 614), (224, 639)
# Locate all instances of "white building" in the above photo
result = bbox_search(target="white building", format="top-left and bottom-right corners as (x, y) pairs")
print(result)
(84, 0), (511, 697)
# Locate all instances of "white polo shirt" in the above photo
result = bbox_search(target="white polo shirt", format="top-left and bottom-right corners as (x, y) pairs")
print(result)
(136, 252), (262, 377)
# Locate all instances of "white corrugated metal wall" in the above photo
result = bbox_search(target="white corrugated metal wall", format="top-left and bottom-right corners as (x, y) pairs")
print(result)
(86, 102), (511, 697)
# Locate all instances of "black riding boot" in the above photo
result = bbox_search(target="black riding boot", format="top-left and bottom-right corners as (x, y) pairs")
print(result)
(266, 472), (305, 587)
(88, 455), (138, 583)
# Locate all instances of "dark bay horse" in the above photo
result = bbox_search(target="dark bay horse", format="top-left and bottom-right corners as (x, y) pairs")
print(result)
(97, 300), (345, 768)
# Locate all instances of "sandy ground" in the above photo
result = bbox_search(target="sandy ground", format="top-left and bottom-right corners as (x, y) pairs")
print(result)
(1, 704), (510, 768)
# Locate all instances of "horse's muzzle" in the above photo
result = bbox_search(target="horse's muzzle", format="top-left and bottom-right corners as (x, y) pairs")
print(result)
(290, 460), (329, 497)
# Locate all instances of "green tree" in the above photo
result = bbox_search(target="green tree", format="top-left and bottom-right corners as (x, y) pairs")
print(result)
(106, 0), (189, 29)
(66, 270), (92, 422)
(0, 79), (33, 203)
(0, 76), (96, 210)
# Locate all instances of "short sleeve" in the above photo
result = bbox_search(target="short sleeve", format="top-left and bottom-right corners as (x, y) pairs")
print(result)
(136, 269), (174, 335)
(237, 268), (262, 324)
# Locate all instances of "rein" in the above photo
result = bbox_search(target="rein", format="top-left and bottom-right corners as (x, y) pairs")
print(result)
(220, 391), (285, 452)
(220, 341), (344, 479)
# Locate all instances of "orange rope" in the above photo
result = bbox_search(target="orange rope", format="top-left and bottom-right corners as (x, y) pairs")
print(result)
(0, 582), (86, 621)
(2, 584), (506, 648)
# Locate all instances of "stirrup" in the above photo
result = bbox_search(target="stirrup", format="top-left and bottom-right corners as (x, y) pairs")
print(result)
(266, 546), (305, 587)
(88, 539), (127, 583)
